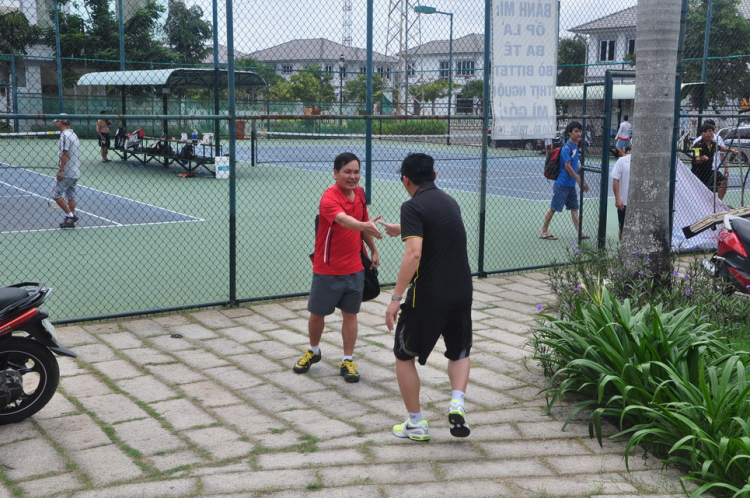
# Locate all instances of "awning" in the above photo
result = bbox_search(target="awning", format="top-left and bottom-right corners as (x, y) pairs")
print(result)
(556, 83), (697, 101)
(76, 68), (265, 90)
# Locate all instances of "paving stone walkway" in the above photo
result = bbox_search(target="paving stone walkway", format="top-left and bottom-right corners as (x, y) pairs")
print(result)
(0, 272), (693, 497)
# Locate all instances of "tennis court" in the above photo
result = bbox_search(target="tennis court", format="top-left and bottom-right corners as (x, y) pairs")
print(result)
(0, 163), (200, 233)
(0, 133), (619, 321)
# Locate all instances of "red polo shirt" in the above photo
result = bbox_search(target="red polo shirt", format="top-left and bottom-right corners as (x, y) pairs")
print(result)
(312, 185), (368, 275)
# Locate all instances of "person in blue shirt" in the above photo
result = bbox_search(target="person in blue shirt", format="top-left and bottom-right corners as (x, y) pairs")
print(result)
(540, 121), (590, 240)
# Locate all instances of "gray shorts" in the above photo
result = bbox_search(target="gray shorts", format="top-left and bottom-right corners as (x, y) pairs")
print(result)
(307, 271), (364, 316)
(52, 177), (78, 201)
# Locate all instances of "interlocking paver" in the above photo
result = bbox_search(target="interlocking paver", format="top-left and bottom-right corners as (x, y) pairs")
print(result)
(70, 444), (144, 486)
(113, 418), (184, 455)
(78, 393), (149, 424)
(0, 438), (65, 480)
(182, 427), (255, 460)
(150, 398), (217, 430)
(5, 271), (695, 498)
(38, 413), (111, 451)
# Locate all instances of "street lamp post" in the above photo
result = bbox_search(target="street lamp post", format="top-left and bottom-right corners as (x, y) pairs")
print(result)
(339, 54), (345, 126)
(414, 5), (453, 145)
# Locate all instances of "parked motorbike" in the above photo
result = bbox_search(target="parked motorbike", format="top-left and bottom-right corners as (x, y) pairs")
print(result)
(683, 208), (750, 295)
(0, 282), (76, 424)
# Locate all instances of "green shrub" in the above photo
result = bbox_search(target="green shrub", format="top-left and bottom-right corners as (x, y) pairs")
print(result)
(547, 242), (750, 346)
(534, 288), (750, 496)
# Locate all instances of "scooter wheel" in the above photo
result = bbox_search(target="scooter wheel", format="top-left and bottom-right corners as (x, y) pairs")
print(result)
(0, 336), (60, 425)
(715, 264), (737, 296)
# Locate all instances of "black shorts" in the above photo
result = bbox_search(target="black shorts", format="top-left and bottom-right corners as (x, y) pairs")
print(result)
(98, 133), (111, 148)
(393, 304), (472, 365)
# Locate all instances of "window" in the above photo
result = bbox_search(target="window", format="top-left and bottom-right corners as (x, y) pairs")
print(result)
(407, 62), (415, 77)
(325, 65), (333, 74)
(456, 60), (475, 77)
(627, 39), (635, 56)
(360, 66), (366, 74)
(385, 68), (392, 80)
(599, 40), (615, 61)
(282, 65), (293, 74)
(376, 66), (385, 76)
(439, 61), (451, 79)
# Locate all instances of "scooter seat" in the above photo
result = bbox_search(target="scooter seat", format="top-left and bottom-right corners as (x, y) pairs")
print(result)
(731, 216), (750, 244)
(0, 287), (30, 315)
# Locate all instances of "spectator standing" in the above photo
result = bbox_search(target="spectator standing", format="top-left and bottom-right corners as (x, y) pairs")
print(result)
(615, 115), (632, 157)
(691, 123), (737, 200)
(96, 111), (112, 163)
(540, 121), (590, 241)
(293, 152), (382, 383)
(53, 115), (81, 229)
(381, 153), (473, 442)
(612, 152), (631, 241)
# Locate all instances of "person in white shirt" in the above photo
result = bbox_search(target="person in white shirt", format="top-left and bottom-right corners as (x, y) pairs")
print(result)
(615, 115), (632, 157)
(612, 152), (631, 241)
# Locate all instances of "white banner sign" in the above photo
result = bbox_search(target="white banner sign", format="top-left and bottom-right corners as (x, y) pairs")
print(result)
(491, 1), (558, 141)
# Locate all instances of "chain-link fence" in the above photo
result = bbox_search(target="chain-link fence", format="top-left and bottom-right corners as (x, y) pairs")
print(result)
(1, 0), (749, 321)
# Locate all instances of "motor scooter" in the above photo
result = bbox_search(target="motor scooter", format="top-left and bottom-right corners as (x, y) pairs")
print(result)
(0, 282), (76, 424)
(683, 207), (750, 295)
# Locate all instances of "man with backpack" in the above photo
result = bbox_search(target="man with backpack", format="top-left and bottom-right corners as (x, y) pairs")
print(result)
(540, 121), (589, 241)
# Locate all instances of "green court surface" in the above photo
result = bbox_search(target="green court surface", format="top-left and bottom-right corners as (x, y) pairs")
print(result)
(1, 135), (620, 321)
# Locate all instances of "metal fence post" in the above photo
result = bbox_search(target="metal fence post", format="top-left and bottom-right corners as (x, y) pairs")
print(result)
(477, 0), (491, 277)
(227, 0), (237, 305)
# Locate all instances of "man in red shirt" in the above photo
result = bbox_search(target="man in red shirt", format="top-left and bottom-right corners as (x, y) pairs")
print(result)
(293, 152), (382, 382)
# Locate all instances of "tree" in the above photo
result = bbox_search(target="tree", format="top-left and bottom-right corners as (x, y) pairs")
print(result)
(408, 79), (461, 114)
(683, 0), (750, 106)
(235, 56), (283, 99)
(287, 65), (336, 108)
(0, 11), (42, 119)
(343, 73), (385, 103)
(557, 36), (586, 86)
(44, 0), (174, 87)
(164, 0), (212, 66)
(623, 0), (684, 278)
(460, 80), (484, 100)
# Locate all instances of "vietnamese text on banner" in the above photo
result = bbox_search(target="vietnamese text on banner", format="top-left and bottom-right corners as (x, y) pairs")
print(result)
(491, 0), (558, 141)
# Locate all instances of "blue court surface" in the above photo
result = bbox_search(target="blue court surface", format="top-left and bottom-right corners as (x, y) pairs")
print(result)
(242, 139), (611, 202)
(0, 164), (201, 234)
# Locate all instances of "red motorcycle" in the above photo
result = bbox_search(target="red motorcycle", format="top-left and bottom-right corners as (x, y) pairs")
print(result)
(685, 210), (750, 295)
(0, 282), (76, 424)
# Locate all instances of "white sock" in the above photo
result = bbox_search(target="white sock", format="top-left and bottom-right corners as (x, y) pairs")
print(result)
(342, 355), (353, 362)
(451, 390), (465, 406)
(309, 345), (320, 355)
(408, 412), (423, 424)
(66, 212), (74, 218)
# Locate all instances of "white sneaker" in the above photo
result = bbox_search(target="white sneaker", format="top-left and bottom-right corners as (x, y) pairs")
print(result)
(392, 419), (430, 441)
(448, 400), (471, 437)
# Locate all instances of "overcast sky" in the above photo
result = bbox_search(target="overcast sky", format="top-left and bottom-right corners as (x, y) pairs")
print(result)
(184, 0), (637, 55)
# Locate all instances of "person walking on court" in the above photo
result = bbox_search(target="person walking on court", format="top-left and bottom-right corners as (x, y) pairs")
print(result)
(293, 152), (383, 383)
(540, 121), (589, 241)
(615, 115), (632, 157)
(381, 153), (473, 442)
(53, 115), (81, 229)
(612, 151), (631, 241)
(96, 111), (112, 163)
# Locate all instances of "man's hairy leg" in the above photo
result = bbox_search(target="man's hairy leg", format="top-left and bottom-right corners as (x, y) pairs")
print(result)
(396, 358), (421, 413)
(341, 311), (358, 356)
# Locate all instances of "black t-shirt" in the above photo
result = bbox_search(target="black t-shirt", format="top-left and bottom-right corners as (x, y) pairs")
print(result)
(400, 181), (472, 309)
(691, 139), (717, 185)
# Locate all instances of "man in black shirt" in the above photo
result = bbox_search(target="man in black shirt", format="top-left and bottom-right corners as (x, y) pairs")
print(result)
(382, 153), (473, 442)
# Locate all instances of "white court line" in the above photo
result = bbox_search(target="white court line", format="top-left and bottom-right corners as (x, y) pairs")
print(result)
(1, 219), (199, 235)
(0, 180), (123, 225)
(0, 165), (201, 221)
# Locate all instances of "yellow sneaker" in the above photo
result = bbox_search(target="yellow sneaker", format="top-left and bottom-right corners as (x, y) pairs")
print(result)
(339, 359), (360, 382)
(292, 349), (321, 373)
